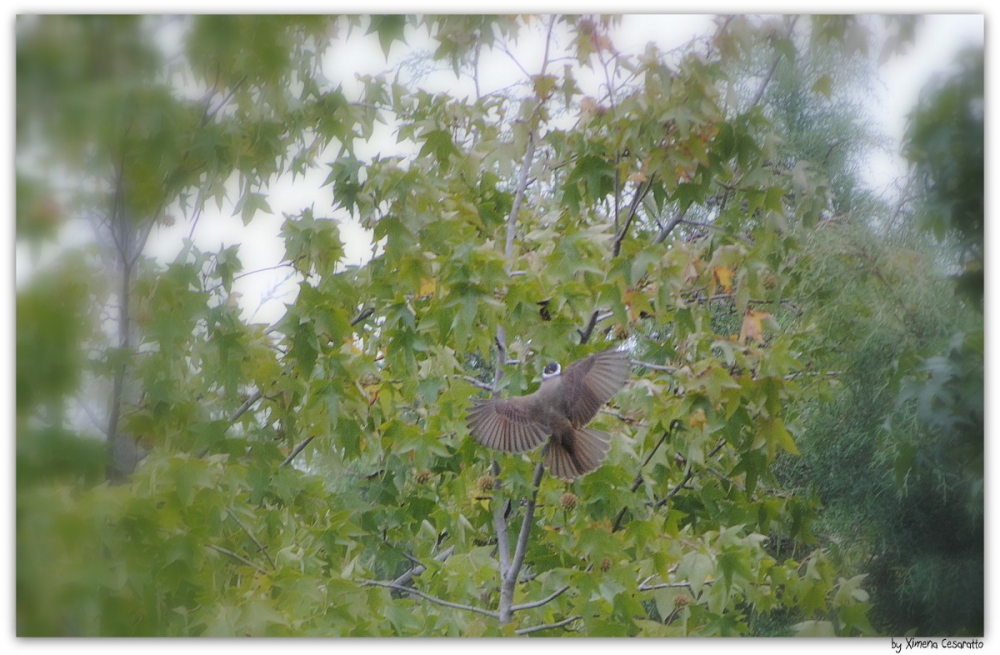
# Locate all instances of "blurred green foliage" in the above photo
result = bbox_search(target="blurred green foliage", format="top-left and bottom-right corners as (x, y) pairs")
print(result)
(16, 14), (976, 638)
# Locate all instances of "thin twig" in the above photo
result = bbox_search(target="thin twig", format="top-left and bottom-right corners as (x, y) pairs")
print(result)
(228, 389), (262, 424)
(391, 545), (456, 588)
(631, 359), (677, 373)
(706, 466), (745, 492)
(653, 439), (727, 509)
(207, 544), (268, 575)
(639, 574), (715, 592)
(281, 436), (315, 467)
(576, 310), (600, 345)
(514, 615), (582, 635)
(507, 461), (546, 584)
(747, 17), (798, 110)
(492, 463), (512, 577)
(455, 375), (495, 392)
(511, 584), (570, 611)
(360, 580), (499, 619)
(613, 422), (678, 532)
(227, 511), (277, 570)
(653, 211), (685, 245)
(350, 307), (375, 326)
(613, 176), (655, 257)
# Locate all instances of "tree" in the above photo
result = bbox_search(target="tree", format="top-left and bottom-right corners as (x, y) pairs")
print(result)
(18, 15), (895, 636)
(769, 41), (983, 636)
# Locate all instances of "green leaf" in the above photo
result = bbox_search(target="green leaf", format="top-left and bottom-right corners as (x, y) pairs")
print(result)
(367, 15), (407, 58)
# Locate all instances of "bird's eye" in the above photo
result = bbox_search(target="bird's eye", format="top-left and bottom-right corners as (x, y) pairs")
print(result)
(543, 363), (560, 375)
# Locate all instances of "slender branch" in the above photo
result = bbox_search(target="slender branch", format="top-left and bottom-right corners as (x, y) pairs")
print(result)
(511, 584), (570, 611)
(391, 545), (456, 588)
(613, 422), (678, 532)
(233, 261), (295, 281)
(631, 359), (677, 373)
(576, 309), (615, 344)
(455, 375), (495, 392)
(281, 436), (315, 467)
(639, 575), (715, 592)
(653, 439), (727, 509)
(228, 389), (262, 424)
(498, 461), (545, 625)
(350, 307), (375, 326)
(207, 544), (268, 575)
(514, 615), (582, 635)
(360, 580), (499, 619)
(227, 511), (277, 570)
(129, 214), (160, 269)
(748, 16), (798, 110)
(507, 462), (546, 584)
(653, 211), (685, 245)
(707, 466), (745, 492)
(612, 176), (655, 257)
(576, 310), (600, 345)
(492, 463), (512, 576)
(202, 74), (248, 126)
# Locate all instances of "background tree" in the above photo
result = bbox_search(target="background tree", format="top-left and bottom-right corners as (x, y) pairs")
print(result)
(17, 14), (964, 638)
(770, 43), (983, 636)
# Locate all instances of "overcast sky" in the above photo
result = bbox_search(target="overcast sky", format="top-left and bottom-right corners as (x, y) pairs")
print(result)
(174, 14), (985, 327)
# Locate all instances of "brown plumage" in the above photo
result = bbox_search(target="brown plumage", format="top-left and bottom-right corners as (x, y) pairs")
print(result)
(467, 346), (630, 480)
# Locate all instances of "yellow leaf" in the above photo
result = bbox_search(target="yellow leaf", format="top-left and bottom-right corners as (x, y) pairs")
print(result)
(624, 287), (655, 322)
(417, 277), (436, 299)
(713, 267), (734, 294)
(739, 309), (771, 345)
(689, 408), (707, 430)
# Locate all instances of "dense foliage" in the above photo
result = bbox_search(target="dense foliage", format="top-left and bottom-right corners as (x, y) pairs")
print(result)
(16, 15), (979, 637)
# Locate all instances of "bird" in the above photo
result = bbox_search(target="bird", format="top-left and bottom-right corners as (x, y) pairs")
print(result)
(466, 346), (630, 480)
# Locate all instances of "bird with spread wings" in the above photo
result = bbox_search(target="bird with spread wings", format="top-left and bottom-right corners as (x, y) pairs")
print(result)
(466, 347), (630, 480)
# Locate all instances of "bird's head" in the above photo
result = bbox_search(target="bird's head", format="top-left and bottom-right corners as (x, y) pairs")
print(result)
(541, 361), (562, 380)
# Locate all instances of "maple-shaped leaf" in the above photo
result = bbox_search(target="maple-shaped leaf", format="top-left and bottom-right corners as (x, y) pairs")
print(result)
(739, 308), (771, 345)
(416, 277), (436, 299)
(367, 15), (407, 58)
(713, 266), (734, 294)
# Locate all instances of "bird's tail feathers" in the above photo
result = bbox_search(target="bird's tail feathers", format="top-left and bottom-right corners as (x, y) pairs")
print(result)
(546, 428), (612, 481)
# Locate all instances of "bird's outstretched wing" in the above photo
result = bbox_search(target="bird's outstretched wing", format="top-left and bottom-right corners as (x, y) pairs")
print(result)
(559, 347), (631, 427)
(467, 396), (551, 453)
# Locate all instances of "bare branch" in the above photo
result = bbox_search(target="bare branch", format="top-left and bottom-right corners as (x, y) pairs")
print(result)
(454, 375), (495, 392)
(639, 578), (715, 592)
(576, 310), (600, 345)
(613, 422), (678, 532)
(514, 615), (582, 635)
(707, 466), (745, 492)
(653, 211), (685, 245)
(492, 460), (511, 576)
(227, 511), (277, 570)
(748, 16), (799, 110)
(360, 580), (500, 619)
(233, 261), (295, 281)
(576, 309), (615, 345)
(350, 307), (375, 326)
(613, 177), (654, 257)
(207, 544), (268, 575)
(631, 359), (677, 373)
(391, 545), (456, 588)
(228, 389), (263, 424)
(653, 439), (727, 509)
(507, 461), (546, 584)
(281, 436), (315, 468)
(511, 584), (570, 611)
